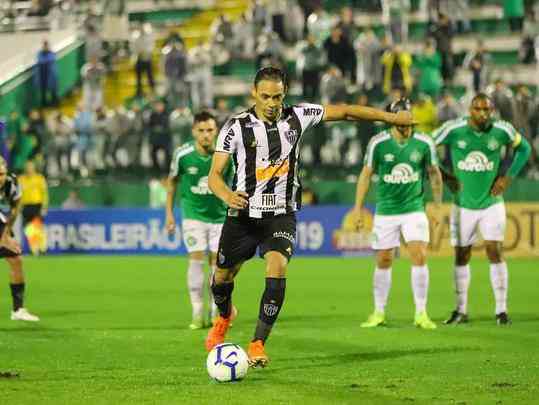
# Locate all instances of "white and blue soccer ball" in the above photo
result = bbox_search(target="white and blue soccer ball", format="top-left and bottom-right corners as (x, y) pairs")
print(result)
(206, 343), (249, 382)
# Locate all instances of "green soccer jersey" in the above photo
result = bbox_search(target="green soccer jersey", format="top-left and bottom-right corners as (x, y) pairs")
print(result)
(433, 117), (521, 210)
(169, 142), (233, 223)
(365, 131), (438, 215)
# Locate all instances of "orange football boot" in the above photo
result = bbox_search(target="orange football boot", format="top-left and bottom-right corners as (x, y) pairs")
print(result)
(247, 339), (269, 368)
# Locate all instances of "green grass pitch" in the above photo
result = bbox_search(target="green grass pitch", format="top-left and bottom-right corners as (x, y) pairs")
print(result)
(0, 256), (538, 404)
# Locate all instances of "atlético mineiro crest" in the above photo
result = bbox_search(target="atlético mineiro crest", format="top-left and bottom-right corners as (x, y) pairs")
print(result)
(285, 129), (298, 144)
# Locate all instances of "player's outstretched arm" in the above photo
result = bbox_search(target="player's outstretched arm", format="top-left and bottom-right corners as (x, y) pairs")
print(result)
(491, 136), (532, 196)
(322, 104), (416, 126)
(427, 165), (443, 228)
(165, 176), (178, 234)
(209, 152), (248, 210)
(350, 165), (373, 230)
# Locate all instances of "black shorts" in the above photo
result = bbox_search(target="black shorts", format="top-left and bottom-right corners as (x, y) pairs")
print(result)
(22, 204), (42, 226)
(217, 213), (296, 268)
(0, 223), (19, 258)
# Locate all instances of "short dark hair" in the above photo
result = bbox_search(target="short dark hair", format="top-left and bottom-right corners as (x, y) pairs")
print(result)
(193, 110), (217, 125)
(254, 67), (287, 90)
(471, 92), (492, 106)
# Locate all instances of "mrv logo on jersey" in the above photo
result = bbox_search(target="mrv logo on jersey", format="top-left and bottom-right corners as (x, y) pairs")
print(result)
(457, 151), (494, 172)
(383, 163), (419, 184)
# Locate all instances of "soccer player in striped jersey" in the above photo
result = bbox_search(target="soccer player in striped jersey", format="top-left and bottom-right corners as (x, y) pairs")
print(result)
(433, 93), (531, 325)
(0, 158), (39, 321)
(205, 67), (415, 367)
(166, 111), (235, 329)
(351, 99), (443, 329)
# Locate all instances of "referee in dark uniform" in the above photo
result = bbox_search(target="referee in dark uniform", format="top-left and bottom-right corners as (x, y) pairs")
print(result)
(206, 67), (414, 367)
(0, 158), (40, 321)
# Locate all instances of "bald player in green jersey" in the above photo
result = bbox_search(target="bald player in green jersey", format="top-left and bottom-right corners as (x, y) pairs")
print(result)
(351, 99), (443, 329)
(166, 111), (234, 329)
(433, 93), (531, 325)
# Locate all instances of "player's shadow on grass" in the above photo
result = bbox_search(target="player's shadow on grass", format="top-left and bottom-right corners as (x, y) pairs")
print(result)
(265, 345), (480, 373)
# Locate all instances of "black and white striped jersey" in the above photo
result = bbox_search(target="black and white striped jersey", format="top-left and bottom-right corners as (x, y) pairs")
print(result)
(0, 174), (21, 223)
(215, 103), (324, 218)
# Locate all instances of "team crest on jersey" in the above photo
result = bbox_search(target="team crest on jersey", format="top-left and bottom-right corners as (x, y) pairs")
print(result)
(384, 153), (395, 162)
(285, 129), (298, 144)
(487, 138), (499, 151)
(457, 140), (467, 149)
(410, 150), (421, 163)
(187, 166), (198, 175)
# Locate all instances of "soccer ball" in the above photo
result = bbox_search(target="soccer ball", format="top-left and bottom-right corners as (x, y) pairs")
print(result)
(206, 343), (249, 382)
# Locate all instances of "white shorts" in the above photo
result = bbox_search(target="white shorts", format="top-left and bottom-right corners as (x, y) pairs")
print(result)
(372, 212), (430, 250)
(450, 203), (506, 247)
(182, 219), (223, 253)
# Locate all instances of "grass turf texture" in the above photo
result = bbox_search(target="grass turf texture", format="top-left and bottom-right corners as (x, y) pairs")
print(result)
(0, 256), (538, 404)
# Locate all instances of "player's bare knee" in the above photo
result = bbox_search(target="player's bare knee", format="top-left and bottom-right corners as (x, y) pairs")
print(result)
(265, 251), (287, 278)
(213, 267), (234, 284)
(455, 247), (471, 266)
(485, 242), (503, 263)
(376, 250), (393, 269)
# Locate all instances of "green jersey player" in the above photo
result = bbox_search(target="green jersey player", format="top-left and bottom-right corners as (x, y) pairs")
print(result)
(433, 93), (531, 325)
(350, 99), (443, 329)
(166, 111), (234, 329)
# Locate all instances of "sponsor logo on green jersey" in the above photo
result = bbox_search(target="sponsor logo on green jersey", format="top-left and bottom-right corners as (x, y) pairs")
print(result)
(457, 151), (494, 172)
(383, 163), (420, 184)
(190, 176), (212, 195)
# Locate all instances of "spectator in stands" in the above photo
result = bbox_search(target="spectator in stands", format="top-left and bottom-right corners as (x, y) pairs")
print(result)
(338, 6), (358, 42)
(437, 90), (462, 124)
(487, 78), (516, 122)
(125, 103), (148, 168)
(355, 94), (377, 160)
(85, 25), (104, 63)
(412, 94), (438, 134)
(188, 41), (214, 110)
(92, 108), (110, 170)
(27, 0), (50, 17)
(12, 123), (35, 174)
(105, 107), (130, 168)
(463, 40), (492, 93)
(213, 99), (231, 128)
(355, 29), (383, 93)
(148, 101), (171, 175)
(381, 0), (410, 45)
(35, 40), (58, 107)
(430, 13), (454, 85)
(323, 26), (356, 84)
(381, 44), (413, 96)
(320, 65), (347, 105)
(162, 40), (188, 110)
(47, 112), (73, 177)
(131, 23), (156, 97)
(250, 0), (269, 43)
(233, 12), (255, 59)
(514, 84), (534, 140)
(504, 0), (525, 32)
(306, 5), (333, 45)
(169, 106), (193, 150)
(520, 9), (539, 64)
(435, 0), (471, 34)
(284, 0), (305, 43)
(81, 56), (106, 111)
(297, 33), (326, 100)
(267, 0), (287, 41)
(256, 29), (286, 70)
(415, 39), (443, 100)
(211, 14), (234, 54)
(26, 109), (47, 161)
(163, 29), (185, 48)
(62, 189), (85, 209)
(73, 103), (94, 172)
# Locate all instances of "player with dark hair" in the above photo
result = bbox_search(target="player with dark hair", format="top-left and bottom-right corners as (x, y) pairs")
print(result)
(166, 111), (235, 329)
(205, 67), (416, 367)
(351, 98), (443, 329)
(0, 157), (39, 321)
(433, 93), (531, 325)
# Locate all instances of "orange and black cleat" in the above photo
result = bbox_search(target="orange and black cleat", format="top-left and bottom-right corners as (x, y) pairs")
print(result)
(247, 339), (269, 368)
(205, 316), (232, 352)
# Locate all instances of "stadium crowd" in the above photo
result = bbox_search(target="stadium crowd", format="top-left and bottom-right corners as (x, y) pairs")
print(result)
(1, 0), (539, 181)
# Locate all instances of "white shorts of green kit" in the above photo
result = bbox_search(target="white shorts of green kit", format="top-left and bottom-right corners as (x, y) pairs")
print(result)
(372, 212), (430, 250)
(450, 203), (506, 247)
(182, 219), (223, 253)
